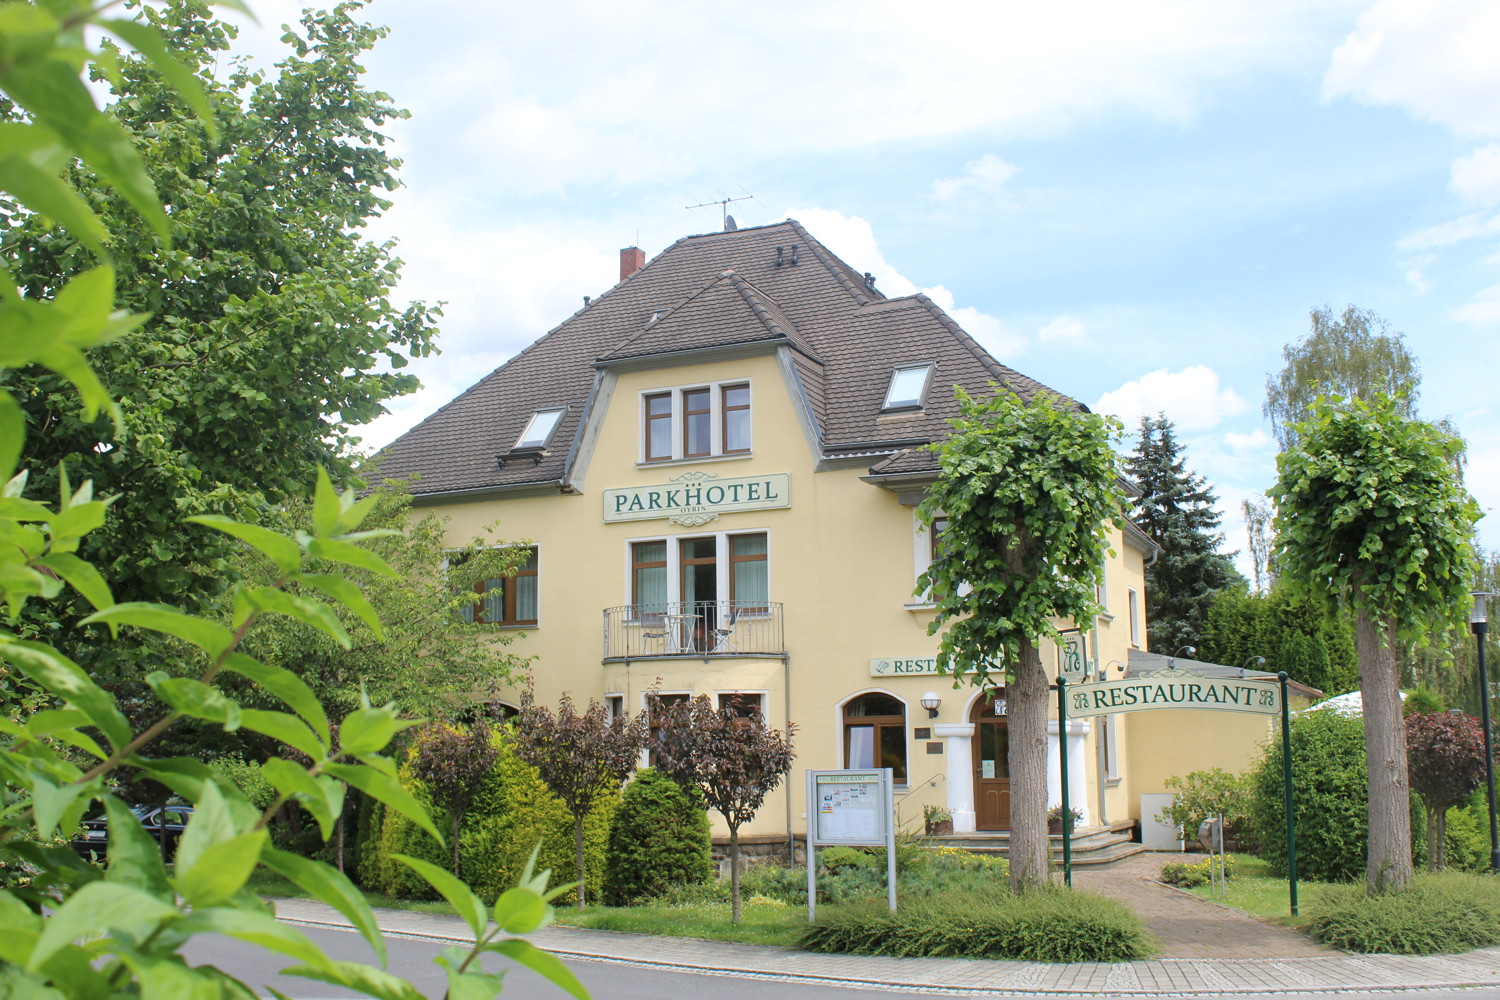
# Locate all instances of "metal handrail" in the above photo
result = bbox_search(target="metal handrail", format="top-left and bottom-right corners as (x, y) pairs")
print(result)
(602, 601), (784, 659)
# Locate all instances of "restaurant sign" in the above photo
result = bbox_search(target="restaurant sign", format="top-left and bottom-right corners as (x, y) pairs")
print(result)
(603, 471), (790, 527)
(1064, 667), (1281, 719)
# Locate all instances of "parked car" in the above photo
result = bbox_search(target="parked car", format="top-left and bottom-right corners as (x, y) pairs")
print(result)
(71, 804), (193, 860)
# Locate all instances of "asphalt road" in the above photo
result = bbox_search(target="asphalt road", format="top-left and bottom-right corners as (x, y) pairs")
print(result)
(182, 921), (1500, 1000)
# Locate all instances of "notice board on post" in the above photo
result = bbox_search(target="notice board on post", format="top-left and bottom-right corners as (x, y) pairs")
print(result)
(805, 769), (895, 919)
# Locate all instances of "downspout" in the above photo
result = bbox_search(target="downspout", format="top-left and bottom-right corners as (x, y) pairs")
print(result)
(784, 653), (794, 863)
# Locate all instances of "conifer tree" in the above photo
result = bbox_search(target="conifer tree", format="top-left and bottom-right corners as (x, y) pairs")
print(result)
(1125, 414), (1242, 654)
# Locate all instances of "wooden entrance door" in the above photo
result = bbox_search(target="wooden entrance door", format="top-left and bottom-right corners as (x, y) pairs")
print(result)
(972, 692), (1010, 830)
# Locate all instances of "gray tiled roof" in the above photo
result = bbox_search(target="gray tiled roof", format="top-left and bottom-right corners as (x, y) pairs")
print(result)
(371, 219), (1077, 497)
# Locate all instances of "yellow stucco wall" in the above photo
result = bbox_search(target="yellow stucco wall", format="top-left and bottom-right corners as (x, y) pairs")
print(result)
(417, 348), (1212, 840)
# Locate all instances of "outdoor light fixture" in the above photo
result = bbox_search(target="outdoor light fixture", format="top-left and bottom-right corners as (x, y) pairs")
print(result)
(1168, 645), (1196, 669)
(1240, 655), (1266, 679)
(1471, 590), (1499, 873)
(920, 692), (941, 718)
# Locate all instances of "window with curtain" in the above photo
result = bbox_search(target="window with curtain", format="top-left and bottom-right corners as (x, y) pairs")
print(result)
(632, 540), (668, 618)
(730, 532), (767, 610)
(458, 548), (538, 627)
(842, 692), (907, 783)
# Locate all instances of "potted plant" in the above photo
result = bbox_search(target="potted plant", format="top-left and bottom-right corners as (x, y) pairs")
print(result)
(1047, 805), (1082, 835)
(923, 804), (953, 836)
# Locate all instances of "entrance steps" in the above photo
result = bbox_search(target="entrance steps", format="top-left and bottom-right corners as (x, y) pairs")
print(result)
(926, 818), (1145, 868)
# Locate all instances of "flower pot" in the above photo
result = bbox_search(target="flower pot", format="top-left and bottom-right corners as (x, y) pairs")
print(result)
(925, 819), (953, 836)
(1048, 819), (1064, 835)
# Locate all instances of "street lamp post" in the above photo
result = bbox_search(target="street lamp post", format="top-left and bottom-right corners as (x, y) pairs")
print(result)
(1471, 590), (1499, 874)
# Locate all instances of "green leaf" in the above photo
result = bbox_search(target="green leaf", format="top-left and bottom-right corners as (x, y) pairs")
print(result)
(0, 636), (130, 749)
(242, 586), (351, 648)
(177, 908), (331, 970)
(492, 886), (548, 935)
(389, 854), (486, 938)
(339, 705), (414, 757)
(102, 796), (172, 902)
(278, 960), (422, 1000)
(307, 536), (398, 577)
(298, 574), (382, 638)
(325, 762), (443, 846)
(312, 467), (341, 537)
(173, 780), (239, 877)
(237, 709), (325, 760)
(175, 829), (267, 907)
(28, 882), (178, 970)
(80, 602), (234, 659)
(482, 939), (588, 1000)
(0, 151), (108, 254)
(261, 850), (386, 966)
(146, 672), (240, 729)
(0, 396), (23, 485)
(34, 553), (113, 612)
(261, 758), (341, 838)
(101, 20), (218, 140)
(187, 515), (303, 575)
(219, 653), (329, 743)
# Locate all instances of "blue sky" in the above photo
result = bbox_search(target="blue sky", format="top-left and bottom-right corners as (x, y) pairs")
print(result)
(230, 0), (1500, 568)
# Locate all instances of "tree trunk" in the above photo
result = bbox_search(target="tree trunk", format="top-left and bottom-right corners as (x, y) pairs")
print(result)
(1008, 637), (1051, 891)
(1435, 808), (1448, 871)
(729, 826), (742, 925)
(1357, 608), (1413, 894)
(452, 813), (462, 879)
(336, 809), (345, 875)
(575, 815), (587, 909)
(1426, 805), (1439, 872)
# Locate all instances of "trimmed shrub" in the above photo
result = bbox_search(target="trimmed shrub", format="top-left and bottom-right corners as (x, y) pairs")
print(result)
(1307, 872), (1500, 954)
(800, 887), (1156, 962)
(603, 768), (713, 905)
(365, 727), (618, 904)
(1249, 709), (1368, 881)
(1160, 854), (1237, 888)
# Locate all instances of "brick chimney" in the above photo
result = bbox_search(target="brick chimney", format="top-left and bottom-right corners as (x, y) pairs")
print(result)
(620, 246), (646, 282)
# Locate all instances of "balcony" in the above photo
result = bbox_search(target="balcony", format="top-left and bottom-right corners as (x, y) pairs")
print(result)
(602, 601), (785, 660)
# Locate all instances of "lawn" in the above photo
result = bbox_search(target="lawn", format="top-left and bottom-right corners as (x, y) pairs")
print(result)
(249, 868), (809, 945)
(1182, 855), (1348, 929)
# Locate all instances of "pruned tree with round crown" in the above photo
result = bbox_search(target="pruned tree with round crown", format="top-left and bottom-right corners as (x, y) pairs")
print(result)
(918, 386), (1122, 890)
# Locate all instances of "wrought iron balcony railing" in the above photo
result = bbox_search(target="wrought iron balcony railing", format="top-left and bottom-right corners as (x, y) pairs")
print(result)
(602, 601), (785, 660)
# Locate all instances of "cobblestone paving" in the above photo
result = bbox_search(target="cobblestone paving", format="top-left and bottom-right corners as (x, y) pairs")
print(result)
(1070, 852), (1330, 959)
(272, 883), (1500, 995)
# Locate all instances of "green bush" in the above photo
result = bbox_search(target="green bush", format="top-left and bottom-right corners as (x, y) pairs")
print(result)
(1308, 872), (1500, 954)
(603, 768), (713, 905)
(365, 727), (618, 904)
(1157, 769), (1252, 845)
(1250, 709), (1368, 881)
(1160, 854), (1237, 888)
(800, 887), (1155, 962)
(819, 846), (875, 873)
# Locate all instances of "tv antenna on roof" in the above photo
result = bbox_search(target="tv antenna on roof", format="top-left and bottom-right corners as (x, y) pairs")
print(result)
(685, 193), (753, 232)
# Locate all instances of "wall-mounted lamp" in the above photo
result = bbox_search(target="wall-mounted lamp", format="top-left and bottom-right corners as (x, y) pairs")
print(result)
(920, 692), (941, 719)
(1240, 655), (1266, 679)
(1168, 645), (1196, 669)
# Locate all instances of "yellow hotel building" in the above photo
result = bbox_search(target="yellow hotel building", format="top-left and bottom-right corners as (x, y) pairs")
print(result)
(375, 220), (1297, 858)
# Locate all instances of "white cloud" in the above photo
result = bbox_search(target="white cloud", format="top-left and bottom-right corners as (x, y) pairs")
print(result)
(932, 155), (1021, 202)
(1453, 283), (1500, 326)
(1402, 257), (1432, 294)
(1451, 144), (1500, 206)
(1095, 366), (1250, 432)
(1324, 0), (1500, 137)
(1037, 315), (1087, 342)
(1396, 212), (1500, 251)
(1225, 428), (1274, 452)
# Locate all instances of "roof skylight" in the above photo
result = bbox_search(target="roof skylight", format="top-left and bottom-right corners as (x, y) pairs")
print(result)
(515, 407), (565, 449)
(883, 364), (934, 410)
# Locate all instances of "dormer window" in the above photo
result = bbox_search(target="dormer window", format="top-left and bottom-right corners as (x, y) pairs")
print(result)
(883, 364), (934, 410)
(515, 408), (565, 449)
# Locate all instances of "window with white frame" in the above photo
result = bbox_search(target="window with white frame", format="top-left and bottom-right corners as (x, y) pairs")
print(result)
(883, 364), (934, 410)
(912, 512), (959, 606)
(454, 548), (539, 627)
(1127, 588), (1141, 648)
(515, 407), (564, 449)
(1100, 712), (1119, 781)
(629, 531), (768, 614)
(642, 380), (751, 462)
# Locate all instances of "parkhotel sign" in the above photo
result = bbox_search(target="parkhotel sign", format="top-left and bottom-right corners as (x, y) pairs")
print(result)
(1064, 667), (1282, 718)
(603, 471), (790, 527)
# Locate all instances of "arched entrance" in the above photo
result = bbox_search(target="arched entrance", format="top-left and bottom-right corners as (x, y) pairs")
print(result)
(970, 690), (1010, 830)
